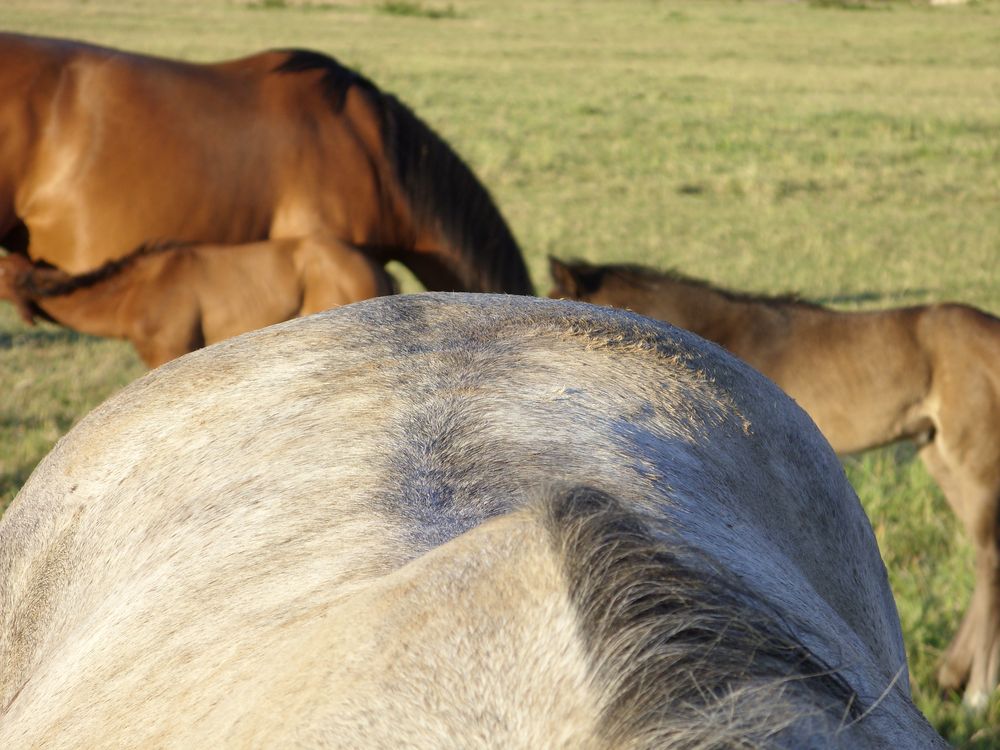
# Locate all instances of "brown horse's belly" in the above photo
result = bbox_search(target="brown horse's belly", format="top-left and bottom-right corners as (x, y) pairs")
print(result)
(22, 178), (281, 274)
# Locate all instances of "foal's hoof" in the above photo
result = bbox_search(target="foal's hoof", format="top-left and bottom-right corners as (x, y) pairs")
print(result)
(962, 687), (991, 712)
(937, 662), (969, 695)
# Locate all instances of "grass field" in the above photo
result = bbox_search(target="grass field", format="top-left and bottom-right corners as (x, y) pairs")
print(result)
(1, 0), (998, 744)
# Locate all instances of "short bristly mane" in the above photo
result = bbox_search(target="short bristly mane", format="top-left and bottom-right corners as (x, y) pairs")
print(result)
(274, 49), (533, 295)
(18, 241), (193, 299)
(545, 486), (861, 749)
(572, 260), (823, 310)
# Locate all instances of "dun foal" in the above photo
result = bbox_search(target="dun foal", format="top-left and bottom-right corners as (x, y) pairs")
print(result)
(0, 294), (944, 747)
(0, 236), (395, 367)
(550, 256), (1000, 707)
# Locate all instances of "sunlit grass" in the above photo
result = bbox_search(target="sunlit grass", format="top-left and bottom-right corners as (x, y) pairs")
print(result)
(1, 0), (998, 744)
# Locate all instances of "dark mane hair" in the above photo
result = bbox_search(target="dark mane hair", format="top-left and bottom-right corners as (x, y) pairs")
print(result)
(275, 49), (533, 295)
(545, 486), (861, 748)
(18, 241), (191, 299)
(560, 258), (824, 310)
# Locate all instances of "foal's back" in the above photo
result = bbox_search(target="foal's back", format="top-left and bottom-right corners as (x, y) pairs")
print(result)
(549, 258), (1000, 453)
(16, 236), (396, 367)
(0, 294), (944, 747)
(168, 236), (394, 343)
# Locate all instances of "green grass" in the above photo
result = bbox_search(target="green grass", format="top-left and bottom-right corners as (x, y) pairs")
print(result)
(2, 0), (999, 744)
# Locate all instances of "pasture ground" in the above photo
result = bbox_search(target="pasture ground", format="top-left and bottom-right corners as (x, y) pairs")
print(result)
(1, 0), (998, 744)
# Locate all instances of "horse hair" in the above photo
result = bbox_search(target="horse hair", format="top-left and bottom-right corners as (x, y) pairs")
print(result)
(546, 486), (862, 749)
(560, 258), (821, 310)
(275, 49), (533, 295)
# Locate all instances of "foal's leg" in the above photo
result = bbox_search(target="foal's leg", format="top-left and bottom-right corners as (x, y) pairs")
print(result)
(0, 252), (40, 324)
(961, 500), (1000, 710)
(920, 443), (976, 691)
(297, 236), (395, 316)
(921, 441), (1000, 708)
(918, 306), (1000, 706)
(129, 291), (205, 369)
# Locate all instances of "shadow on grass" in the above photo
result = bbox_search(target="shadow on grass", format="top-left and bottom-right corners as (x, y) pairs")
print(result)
(0, 326), (91, 350)
(376, 1), (459, 19)
(842, 440), (919, 467)
(817, 288), (933, 307)
(244, 0), (347, 10)
(809, 0), (894, 10)
(0, 412), (77, 433)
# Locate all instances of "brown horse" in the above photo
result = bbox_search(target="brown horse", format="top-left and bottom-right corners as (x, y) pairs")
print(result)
(0, 33), (532, 294)
(549, 256), (1000, 708)
(0, 294), (946, 747)
(0, 236), (395, 367)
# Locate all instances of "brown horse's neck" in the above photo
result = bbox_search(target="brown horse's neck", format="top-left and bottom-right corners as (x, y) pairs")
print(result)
(371, 91), (533, 295)
(615, 274), (775, 345)
(405, 206), (531, 296)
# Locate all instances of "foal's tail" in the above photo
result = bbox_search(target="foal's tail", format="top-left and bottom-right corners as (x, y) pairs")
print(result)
(0, 242), (186, 329)
(16, 242), (185, 301)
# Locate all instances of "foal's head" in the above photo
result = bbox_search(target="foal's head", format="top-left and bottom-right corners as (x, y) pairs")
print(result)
(549, 256), (608, 303)
(548, 256), (661, 309)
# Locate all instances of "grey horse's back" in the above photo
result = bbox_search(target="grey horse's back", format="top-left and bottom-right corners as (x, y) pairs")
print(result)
(0, 294), (944, 748)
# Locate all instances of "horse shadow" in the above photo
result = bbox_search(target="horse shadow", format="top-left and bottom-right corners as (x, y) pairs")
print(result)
(0, 326), (93, 350)
(816, 288), (934, 307)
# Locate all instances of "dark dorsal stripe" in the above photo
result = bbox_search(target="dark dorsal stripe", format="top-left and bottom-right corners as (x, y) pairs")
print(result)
(564, 259), (823, 310)
(544, 486), (861, 746)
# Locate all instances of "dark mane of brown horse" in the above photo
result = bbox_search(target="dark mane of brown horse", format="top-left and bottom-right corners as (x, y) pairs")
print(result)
(547, 486), (860, 743)
(276, 50), (530, 295)
(564, 259), (823, 311)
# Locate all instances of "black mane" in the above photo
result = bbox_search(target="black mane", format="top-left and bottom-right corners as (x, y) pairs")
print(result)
(274, 49), (533, 295)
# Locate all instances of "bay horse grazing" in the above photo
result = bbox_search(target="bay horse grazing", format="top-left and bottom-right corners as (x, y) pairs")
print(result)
(550, 256), (1000, 708)
(0, 236), (395, 368)
(0, 294), (945, 747)
(0, 33), (533, 294)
